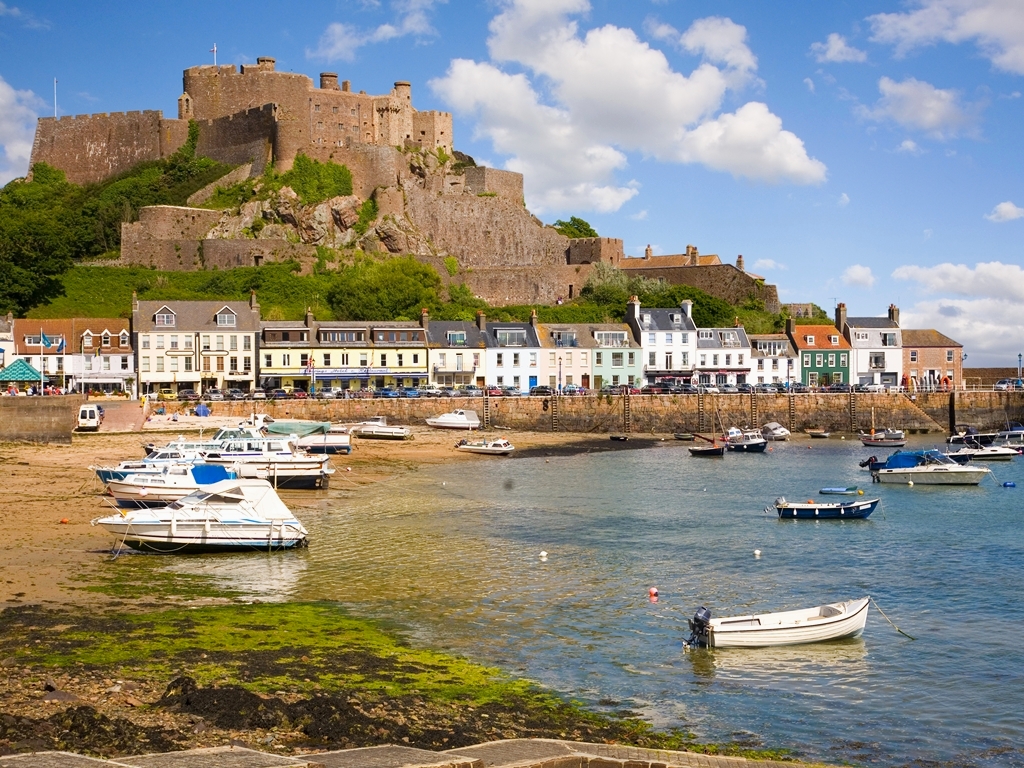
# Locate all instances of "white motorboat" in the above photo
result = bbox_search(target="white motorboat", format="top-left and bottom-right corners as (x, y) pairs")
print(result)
(872, 449), (992, 485)
(203, 435), (334, 489)
(263, 420), (352, 455)
(684, 597), (870, 649)
(860, 428), (907, 448)
(91, 478), (308, 553)
(426, 409), (481, 430)
(945, 444), (1018, 462)
(143, 425), (264, 456)
(106, 464), (238, 508)
(761, 422), (791, 441)
(455, 438), (515, 456)
(348, 416), (412, 440)
(93, 448), (208, 484)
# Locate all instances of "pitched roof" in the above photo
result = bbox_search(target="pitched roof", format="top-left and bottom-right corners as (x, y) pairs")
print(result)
(0, 358), (43, 382)
(12, 318), (131, 353)
(426, 321), (488, 348)
(535, 323), (639, 349)
(134, 300), (259, 332)
(790, 325), (850, 350)
(633, 307), (697, 332)
(696, 327), (750, 349)
(483, 322), (541, 349)
(847, 317), (899, 329)
(902, 329), (962, 347)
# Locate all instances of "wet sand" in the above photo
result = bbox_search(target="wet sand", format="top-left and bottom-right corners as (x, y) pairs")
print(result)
(0, 427), (662, 609)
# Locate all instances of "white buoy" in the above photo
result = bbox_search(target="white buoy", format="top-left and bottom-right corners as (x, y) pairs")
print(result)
(908, 480), (914, 486)
(539, 550), (548, 560)
(754, 549), (761, 558)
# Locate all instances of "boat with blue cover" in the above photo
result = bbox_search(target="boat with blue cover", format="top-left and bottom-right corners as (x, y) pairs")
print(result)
(871, 449), (992, 485)
(106, 464), (237, 508)
(769, 496), (879, 519)
(92, 449), (208, 484)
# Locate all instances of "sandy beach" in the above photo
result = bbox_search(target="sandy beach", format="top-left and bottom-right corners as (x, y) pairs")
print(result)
(0, 425), (662, 610)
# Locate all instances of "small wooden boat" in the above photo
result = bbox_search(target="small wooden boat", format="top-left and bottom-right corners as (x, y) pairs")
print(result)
(688, 434), (724, 457)
(347, 416), (412, 440)
(455, 438), (515, 456)
(806, 428), (830, 439)
(860, 429), (907, 448)
(673, 433), (695, 441)
(819, 486), (860, 495)
(684, 597), (870, 648)
(770, 496), (878, 519)
(610, 435), (629, 441)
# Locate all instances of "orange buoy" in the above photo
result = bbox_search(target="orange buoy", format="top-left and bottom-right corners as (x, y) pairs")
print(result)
(807, 499), (815, 504)
(649, 587), (659, 597)
(59, 518), (69, 525)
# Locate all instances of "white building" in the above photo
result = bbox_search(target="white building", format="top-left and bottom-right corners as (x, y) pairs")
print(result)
(624, 297), (698, 384)
(482, 315), (543, 392)
(836, 303), (903, 387)
(694, 326), (753, 386)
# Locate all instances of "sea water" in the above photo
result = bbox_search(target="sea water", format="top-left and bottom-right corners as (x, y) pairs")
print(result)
(173, 439), (1024, 766)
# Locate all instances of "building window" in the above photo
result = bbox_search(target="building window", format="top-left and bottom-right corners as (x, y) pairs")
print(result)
(397, 354), (404, 367)
(323, 354), (331, 367)
(649, 351), (656, 366)
(855, 332), (869, 341)
(881, 333), (897, 347)
(229, 356), (237, 372)
(156, 358), (164, 372)
(216, 335), (224, 351)
(700, 354), (706, 366)
(512, 353), (519, 366)
(340, 353), (349, 366)
(497, 353), (504, 366)
(596, 352), (603, 366)
(681, 352), (688, 366)
(870, 353), (885, 369)
(665, 333), (673, 345)
(612, 352), (624, 368)
(815, 353), (823, 367)
(725, 354), (731, 366)
(170, 357), (179, 372)
(141, 336), (149, 349)
(840, 353), (848, 366)
(184, 337), (193, 349)
(119, 332), (129, 347)
(156, 335), (164, 349)
(565, 352), (572, 366)
(380, 354), (387, 367)
(155, 312), (175, 327)
(529, 353), (537, 367)
(830, 335), (839, 345)
(413, 354), (419, 364)
(946, 350), (955, 362)
(772, 359), (779, 371)
(121, 357), (128, 370)
(282, 354), (291, 366)
(828, 353), (835, 367)
(216, 357), (224, 372)
(712, 354), (719, 366)
(300, 353), (309, 367)
(202, 357), (211, 372)
(243, 336), (251, 351)
(910, 350), (918, 362)
(230, 335), (238, 351)
(243, 356), (251, 372)
(473, 353), (480, 368)
(758, 359), (764, 370)
(648, 333), (656, 344)
(169, 336), (178, 350)
(202, 335), (211, 350)
(184, 358), (193, 372)
(101, 333), (110, 347)
(141, 357), (150, 372)
(628, 352), (635, 366)
(360, 353), (368, 366)
(264, 353), (273, 368)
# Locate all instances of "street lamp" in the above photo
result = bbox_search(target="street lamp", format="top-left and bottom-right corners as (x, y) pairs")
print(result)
(1018, 353), (1022, 379)
(558, 356), (563, 393)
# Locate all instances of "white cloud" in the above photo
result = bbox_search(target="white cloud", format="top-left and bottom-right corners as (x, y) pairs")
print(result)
(431, 1), (826, 213)
(897, 138), (923, 154)
(859, 76), (974, 139)
(894, 260), (1024, 364)
(753, 258), (786, 271)
(0, 1), (48, 29)
(838, 192), (850, 206)
(0, 75), (44, 185)
(869, 0), (1024, 75)
(842, 264), (876, 287)
(308, 0), (445, 62)
(984, 200), (1024, 221)
(629, 210), (648, 221)
(803, 77), (815, 93)
(810, 33), (868, 63)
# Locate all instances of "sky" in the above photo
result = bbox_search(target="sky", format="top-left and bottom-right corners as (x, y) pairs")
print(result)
(1, 0), (1023, 366)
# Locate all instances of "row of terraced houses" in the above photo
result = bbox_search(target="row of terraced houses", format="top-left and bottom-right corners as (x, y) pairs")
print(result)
(0, 296), (962, 397)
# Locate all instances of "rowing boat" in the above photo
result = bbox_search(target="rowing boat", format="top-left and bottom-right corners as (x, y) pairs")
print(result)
(684, 597), (870, 648)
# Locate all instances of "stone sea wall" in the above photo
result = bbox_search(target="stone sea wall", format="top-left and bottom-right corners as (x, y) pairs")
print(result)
(0, 396), (84, 444)
(164, 392), (1023, 435)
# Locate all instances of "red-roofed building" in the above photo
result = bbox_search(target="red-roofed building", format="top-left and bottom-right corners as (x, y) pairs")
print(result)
(787, 320), (852, 387)
(11, 318), (135, 395)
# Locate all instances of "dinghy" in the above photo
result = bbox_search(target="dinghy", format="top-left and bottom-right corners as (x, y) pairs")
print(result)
(770, 496), (878, 519)
(684, 597), (870, 648)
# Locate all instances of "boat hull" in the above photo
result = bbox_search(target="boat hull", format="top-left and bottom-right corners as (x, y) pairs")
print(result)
(708, 597), (870, 648)
(93, 518), (308, 553)
(775, 499), (878, 519)
(874, 467), (990, 485)
(727, 441), (768, 453)
(689, 446), (725, 457)
(861, 438), (907, 448)
(425, 419), (479, 429)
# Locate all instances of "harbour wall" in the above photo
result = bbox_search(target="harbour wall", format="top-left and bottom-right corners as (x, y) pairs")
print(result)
(0, 396), (84, 444)
(161, 392), (1024, 435)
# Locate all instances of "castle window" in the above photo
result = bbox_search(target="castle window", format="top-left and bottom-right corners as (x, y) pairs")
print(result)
(332, 106), (338, 113)
(317, 121), (323, 129)
(351, 109), (356, 115)
(314, 104), (320, 112)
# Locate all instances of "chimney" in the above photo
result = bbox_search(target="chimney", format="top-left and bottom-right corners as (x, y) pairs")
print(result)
(476, 310), (486, 332)
(680, 299), (693, 319)
(835, 302), (847, 332)
(736, 254), (745, 272)
(888, 303), (900, 325)
(686, 245), (698, 266)
(627, 295), (641, 324)
(305, 306), (314, 328)
(420, 307), (429, 329)
(131, 291), (139, 313)
(529, 309), (538, 328)
(734, 316), (740, 327)
(785, 317), (796, 335)
(320, 73), (340, 90)
(341, 80), (351, 92)
(644, 244), (652, 259)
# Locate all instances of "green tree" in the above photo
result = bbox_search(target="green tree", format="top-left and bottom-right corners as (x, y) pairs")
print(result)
(327, 257), (442, 320)
(552, 216), (598, 239)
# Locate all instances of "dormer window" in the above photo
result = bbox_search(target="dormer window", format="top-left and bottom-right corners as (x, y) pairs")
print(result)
(216, 310), (237, 327)
(155, 309), (175, 327)
(83, 333), (93, 348)
(805, 335), (816, 346)
(830, 335), (839, 345)
(447, 331), (467, 346)
(119, 332), (129, 347)
(101, 333), (110, 347)
(698, 330), (713, 340)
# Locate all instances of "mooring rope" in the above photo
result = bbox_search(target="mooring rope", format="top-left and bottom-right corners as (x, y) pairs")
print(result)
(871, 597), (915, 640)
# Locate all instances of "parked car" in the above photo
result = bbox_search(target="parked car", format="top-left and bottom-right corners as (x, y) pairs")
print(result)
(696, 385), (720, 394)
(720, 384), (739, 394)
(461, 384), (483, 396)
(251, 388), (267, 400)
(377, 387), (400, 398)
(561, 384), (585, 395)
(291, 389), (308, 399)
(994, 378), (1024, 391)
(640, 384), (670, 395)
(399, 387), (421, 398)
(736, 383), (754, 393)
(439, 387), (460, 398)
(226, 388), (246, 400)
(176, 389), (199, 401)
(315, 387), (342, 399)
(485, 386), (504, 396)
(860, 383), (888, 393)
(677, 383), (699, 394)
(269, 388), (289, 399)
(753, 383), (776, 394)
(203, 389), (224, 401)
(826, 383), (852, 393)
(788, 383), (810, 393)
(529, 385), (554, 396)
(501, 385), (523, 397)
(419, 385), (443, 397)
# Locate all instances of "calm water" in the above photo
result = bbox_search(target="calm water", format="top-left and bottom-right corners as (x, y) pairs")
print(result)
(165, 439), (1024, 766)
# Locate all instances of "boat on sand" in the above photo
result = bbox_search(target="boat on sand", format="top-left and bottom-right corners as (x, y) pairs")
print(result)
(426, 409), (480, 430)
(455, 438), (515, 456)
(684, 597), (870, 648)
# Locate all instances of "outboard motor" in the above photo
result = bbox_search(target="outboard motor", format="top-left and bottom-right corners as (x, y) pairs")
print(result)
(684, 606), (712, 648)
(858, 455), (878, 468)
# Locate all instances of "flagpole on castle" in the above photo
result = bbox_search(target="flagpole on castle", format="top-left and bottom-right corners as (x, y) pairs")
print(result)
(53, 78), (57, 119)
(211, 43), (217, 66)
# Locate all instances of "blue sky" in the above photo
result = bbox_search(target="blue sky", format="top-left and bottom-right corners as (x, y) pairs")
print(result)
(2, 0), (1023, 366)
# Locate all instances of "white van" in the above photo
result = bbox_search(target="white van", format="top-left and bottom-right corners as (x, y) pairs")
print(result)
(77, 404), (103, 431)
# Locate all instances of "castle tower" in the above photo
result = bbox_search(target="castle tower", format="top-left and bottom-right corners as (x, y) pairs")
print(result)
(178, 93), (193, 120)
(320, 73), (340, 91)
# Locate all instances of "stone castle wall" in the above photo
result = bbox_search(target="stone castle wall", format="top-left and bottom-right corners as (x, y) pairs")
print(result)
(463, 167), (523, 203)
(617, 264), (781, 313)
(567, 237), (624, 265)
(300, 143), (405, 199)
(463, 264), (595, 305)
(195, 105), (276, 174)
(29, 111), (188, 185)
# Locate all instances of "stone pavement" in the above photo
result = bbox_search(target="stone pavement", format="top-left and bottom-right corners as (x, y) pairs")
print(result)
(0, 739), (824, 768)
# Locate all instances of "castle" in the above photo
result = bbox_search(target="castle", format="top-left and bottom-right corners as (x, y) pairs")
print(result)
(28, 57), (777, 311)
